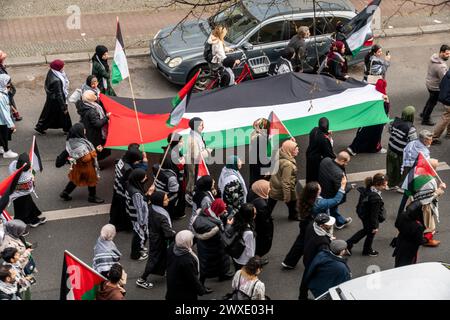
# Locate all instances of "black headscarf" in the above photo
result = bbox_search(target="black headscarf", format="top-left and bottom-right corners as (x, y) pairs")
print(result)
(67, 123), (86, 140)
(189, 117), (203, 132)
(150, 191), (166, 207)
(92, 45), (110, 73)
(122, 148), (143, 165)
(126, 168), (147, 196)
(16, 153), (31, 171)
(86, 75), (97, 87)
(318, 117), (329, 134)
(193, 175), (213, 207)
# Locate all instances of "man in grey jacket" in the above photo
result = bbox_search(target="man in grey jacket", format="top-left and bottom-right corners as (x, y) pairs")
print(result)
(421, 45), (450, 126)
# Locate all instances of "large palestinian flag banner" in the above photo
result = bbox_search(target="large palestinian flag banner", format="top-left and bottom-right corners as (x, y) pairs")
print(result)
(60, 251), (106, 300)
(100, 72), (389, 154)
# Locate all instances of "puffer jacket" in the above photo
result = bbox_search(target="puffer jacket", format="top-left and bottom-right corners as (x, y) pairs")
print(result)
(426, 53), (449, 91)
(269, 150), (297, 202)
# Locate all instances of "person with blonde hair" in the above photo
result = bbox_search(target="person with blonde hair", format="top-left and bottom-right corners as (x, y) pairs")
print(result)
(288, 25), (310, 72)
(207, 25), (234, 68)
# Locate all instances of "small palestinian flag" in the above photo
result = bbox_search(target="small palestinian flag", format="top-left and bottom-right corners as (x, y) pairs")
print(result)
(167, 69), (201, 127)
(197, 152), (210, 179)
(29, 136), (43, 173)
(267, 111), (292, 157)
(343, 0), (381, 56)
(111, 17), (130, 85)
(60, 251), (106, 300)
(401, 152), (437, 196)
(0, 165), (26, 212)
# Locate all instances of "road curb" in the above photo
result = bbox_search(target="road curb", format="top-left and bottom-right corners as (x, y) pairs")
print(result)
(7, 24), (450, 68)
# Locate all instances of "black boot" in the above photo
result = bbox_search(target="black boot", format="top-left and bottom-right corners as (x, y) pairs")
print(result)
(60, 191), (72, 201)
(88, 196), (105, 204)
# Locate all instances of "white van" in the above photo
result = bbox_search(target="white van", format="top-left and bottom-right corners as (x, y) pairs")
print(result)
(317, 262), (450, 300)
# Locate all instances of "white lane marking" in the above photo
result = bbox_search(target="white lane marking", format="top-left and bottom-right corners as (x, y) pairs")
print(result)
(41, 162), (450, 221)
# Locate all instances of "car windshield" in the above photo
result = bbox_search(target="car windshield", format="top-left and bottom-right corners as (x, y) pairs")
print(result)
(210, 3), (259, 44)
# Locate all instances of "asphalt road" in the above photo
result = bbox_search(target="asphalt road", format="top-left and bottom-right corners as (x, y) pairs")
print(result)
(3, 32), (450, 300)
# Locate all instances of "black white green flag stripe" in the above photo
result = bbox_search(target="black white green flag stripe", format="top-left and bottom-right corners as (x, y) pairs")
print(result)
(343, 0), (381, 56)
(101, 72), (390, 153)
(111, 17), (130, 85)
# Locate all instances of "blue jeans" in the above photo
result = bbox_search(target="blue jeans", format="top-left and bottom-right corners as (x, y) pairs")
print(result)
(329, 206), (347, 226)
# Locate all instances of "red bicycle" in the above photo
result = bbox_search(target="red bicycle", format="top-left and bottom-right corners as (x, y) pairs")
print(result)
(194, 52), (270, 92)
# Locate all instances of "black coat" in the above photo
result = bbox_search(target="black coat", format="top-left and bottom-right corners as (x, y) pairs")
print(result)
(248, 191), (274, 257)
(303, 222), (331, 269)
(146, 209), (176, 276)
(318, 157), (351, 202)
(394, 201), (427, 267)
(166, 243), (206, 301)
(192, 211), (230, 278)
(362, 190), (386, 231)
(306, 127), (335, 182)
(36, 70), (72, 131)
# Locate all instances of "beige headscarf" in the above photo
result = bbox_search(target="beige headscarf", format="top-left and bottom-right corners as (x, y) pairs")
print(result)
(281, 140), (298, 157)
(174, 230), (199, 274)
(100, 224), (116, 241)
(252, 180), (270, 199)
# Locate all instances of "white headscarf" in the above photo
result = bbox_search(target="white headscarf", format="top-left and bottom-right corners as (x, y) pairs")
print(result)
(174, 230), (199, 275)
(0, 74), (11, 94)
(51, 69), (70, 98)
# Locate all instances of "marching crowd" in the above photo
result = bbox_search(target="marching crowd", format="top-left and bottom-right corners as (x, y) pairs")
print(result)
(0, 25), (449, 301)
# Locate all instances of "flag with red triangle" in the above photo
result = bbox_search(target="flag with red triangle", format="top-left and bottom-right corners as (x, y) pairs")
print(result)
(267, 111), (293, 157)
(0, 165), (26, 213)
(29, 136), (43, 173)
(60, 251), (106, 300)
(197, 152), (210, 179)
(401, 152), (437, 196)
(167, 70), (201, 127)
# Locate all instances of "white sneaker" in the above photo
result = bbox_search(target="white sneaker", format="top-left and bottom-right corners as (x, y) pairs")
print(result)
(3, 150), (18, 158)
(0, 147), (4, 154)
(377, 148), (387, 154)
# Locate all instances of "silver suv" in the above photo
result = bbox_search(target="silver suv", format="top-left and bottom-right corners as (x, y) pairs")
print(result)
(150, 0), (372, 85)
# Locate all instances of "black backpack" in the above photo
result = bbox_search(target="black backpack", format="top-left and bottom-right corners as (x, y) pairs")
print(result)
(222, 224), (247, 259)
(355, 187), (369, 219)
(203, 41), (213, 63)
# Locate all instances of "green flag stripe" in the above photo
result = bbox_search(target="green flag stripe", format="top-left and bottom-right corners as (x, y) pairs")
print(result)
(81, 284), (100, 300)
(111, 61), (124, 85)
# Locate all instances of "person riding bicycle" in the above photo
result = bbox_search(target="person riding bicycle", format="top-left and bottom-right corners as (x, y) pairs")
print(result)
(207, 26), (234, 72)
(271, 47), (295, 76)
(219, 57), (241, 88)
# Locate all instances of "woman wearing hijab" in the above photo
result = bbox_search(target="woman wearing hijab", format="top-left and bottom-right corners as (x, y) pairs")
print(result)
(0, 220), (32, 269)
(186, 117), (212, 204)
(93, 224), (122, 277)
(35, 59), (72, 135)
(193, 198), (233, 290)
(218, 155), (247, 217)
(190, 175), (216, 230)
(125, 168), (150, 261)
(166, 230), (206, 301)
(305, 117), (335, 183)
(347, 79), (390, 156)
(91, 45), (116, 96)
(269, 140), (300, 221)
(8, 153), (45, 227)
(326, 41), (349, 81)
(78, 90), (111, 161)
(75, 75), (101, 115)
(59, 123), (104, 203)
(248, 180), (273, 262)
(386, 106), (417, 189)
(249, 118), (271, 185)
(0, 51), (21, 121)
(109, 146), (143, 231)
(0, 74), (18, 158)
(136, 191), (176, 289)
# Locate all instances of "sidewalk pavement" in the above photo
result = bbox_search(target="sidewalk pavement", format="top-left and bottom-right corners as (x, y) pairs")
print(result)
(1, 1), (450, 67)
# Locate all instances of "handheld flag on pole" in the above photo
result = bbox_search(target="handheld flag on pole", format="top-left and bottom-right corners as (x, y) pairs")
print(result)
(29, 136), (43, 173)
(401, 152), (437, 196)
(60, 250), (107, 300)
(342, 0), (381, 56)
(167, 69), (201, 127)
(0, 165), (26, 213)
(111, 17), (130, 85)
(267, 111), (293, 156)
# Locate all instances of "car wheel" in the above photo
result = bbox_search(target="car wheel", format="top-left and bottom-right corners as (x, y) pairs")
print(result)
(189, 65), (211, 92)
